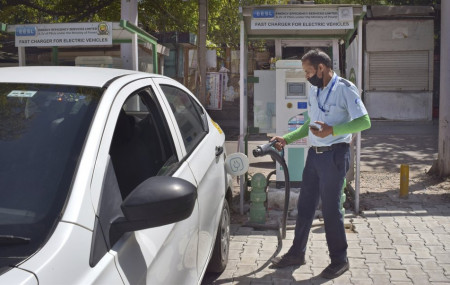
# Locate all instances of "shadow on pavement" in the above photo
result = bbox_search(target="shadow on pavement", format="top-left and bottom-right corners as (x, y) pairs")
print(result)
(361, 135), (438, 174)
(201, 226), (333, 285)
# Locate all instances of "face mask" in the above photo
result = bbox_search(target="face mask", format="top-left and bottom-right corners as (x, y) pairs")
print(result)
(308, 73), (324, 88)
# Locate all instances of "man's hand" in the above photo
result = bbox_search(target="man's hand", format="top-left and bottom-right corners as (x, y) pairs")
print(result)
(270, 136), (286, 151)
(310, 121), (333, 138)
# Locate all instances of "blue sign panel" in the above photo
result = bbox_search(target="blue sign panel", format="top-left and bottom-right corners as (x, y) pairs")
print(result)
(252, 9), (275, 18)
(15, 26), (37, 37)
(297, 102), (307, 109)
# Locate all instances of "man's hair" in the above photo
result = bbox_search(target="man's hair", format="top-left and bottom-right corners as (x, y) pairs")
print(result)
(301, 49), (332, 69)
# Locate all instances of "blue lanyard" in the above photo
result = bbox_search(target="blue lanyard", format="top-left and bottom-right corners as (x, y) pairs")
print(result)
(317, 75), (338, 112)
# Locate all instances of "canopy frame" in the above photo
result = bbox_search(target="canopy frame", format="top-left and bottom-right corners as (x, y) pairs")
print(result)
(238, 4), (366, 215)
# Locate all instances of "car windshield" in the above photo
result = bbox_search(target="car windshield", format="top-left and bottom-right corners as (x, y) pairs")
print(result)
(0, 83), (103, 273)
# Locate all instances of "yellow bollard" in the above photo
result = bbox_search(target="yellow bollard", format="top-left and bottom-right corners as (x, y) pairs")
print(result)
(400, 164), (409, 198)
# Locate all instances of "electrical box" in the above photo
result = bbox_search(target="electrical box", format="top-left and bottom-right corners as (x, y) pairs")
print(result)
(275, 60), (310, 187)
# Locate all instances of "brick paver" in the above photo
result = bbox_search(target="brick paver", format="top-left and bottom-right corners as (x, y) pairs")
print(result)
(203, 204), (450, 284)
(204, 123), (448, 284)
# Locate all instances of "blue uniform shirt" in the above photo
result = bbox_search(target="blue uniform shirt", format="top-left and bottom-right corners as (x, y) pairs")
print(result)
(308, 72), (368, 147)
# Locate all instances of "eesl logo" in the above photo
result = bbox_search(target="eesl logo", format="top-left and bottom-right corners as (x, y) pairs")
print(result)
(252, 9), (275, 18)
(15, 26), (36, 36)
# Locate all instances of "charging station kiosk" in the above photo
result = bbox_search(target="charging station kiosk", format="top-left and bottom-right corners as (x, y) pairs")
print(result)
(275, 60), (310, 186)
(239, 4), (366, 214)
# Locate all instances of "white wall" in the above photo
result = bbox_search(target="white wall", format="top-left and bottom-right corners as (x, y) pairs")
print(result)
(365, 91), (432, 120)
(366, 20), (434, 52)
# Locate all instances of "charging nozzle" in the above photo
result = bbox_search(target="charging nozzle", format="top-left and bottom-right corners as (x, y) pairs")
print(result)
(253, 140), (277, 157)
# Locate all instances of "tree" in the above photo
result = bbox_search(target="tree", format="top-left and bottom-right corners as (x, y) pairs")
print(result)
(207, 0), (280, 49)
(0, 0), (120, 23)
(1, 0), (440, 47)
(138, 0), (198, 33)
(198, 0), (207, 105)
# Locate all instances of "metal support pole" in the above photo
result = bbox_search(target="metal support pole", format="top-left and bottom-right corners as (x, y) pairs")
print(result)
(355, 12), (364, 214)
(198, 0), (207, 104)
(355, 134), (361, 214)
(332, 39), (339, 73)
(18, 47), (26, 66)
(121, 0), (138, 71)
(438, 0), (450, 176)
(131, 33), (138, 71)
(52, 46), (58, 66)
(275, 39), (282, 58)
(239, 8), (248, 215)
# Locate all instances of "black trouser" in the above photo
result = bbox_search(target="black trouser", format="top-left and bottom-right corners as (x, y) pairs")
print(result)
(289, 143), (350, 264)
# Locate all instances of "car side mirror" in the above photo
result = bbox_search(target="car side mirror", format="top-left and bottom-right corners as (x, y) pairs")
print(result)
(110, 176), (197, 245)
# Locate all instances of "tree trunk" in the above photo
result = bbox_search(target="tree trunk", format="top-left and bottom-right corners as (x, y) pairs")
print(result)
(197, 0), (207, 105)
(225, 46), (231, 70)
(437, 0), (450, 177)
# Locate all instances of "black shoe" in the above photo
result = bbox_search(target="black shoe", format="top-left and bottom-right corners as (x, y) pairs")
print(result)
(320, 260), (349, 279)
(271, 253), (305, 268)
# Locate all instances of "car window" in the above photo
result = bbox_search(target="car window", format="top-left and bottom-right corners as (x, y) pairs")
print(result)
(90, 86), (181, 266)
(0, 83), (103, 272)
(159, 85), (208, 154)
(109, 87), (178, 199)
(192, 96), (209, 133)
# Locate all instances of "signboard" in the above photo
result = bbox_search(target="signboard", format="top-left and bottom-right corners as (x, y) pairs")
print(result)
(251, 7), (354, 30)
(15, 22), (112, 47)
(206, 72), (225, 110)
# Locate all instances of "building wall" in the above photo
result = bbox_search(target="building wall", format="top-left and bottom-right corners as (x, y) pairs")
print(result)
(365, 91), (432, 120)
(364, 19), (434, 121)
(366, 20), (433, 52)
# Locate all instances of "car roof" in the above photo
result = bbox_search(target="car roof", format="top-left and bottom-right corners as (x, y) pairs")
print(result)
(0, 66), (160, 88)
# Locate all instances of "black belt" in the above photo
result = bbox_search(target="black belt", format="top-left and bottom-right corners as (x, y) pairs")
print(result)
(311, 143), (349, 154)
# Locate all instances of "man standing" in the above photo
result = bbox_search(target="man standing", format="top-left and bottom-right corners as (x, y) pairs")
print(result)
(270, 49), (371, 279)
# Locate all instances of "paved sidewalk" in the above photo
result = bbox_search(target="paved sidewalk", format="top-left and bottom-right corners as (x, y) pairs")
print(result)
(203, 121), (450, 284)
(203, 205), (450, 284)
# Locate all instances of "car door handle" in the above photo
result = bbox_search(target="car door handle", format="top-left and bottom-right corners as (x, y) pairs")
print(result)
(215, 146), (224, 157)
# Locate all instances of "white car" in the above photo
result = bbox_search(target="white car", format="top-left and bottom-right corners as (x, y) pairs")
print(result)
(0, 66), (232, 284)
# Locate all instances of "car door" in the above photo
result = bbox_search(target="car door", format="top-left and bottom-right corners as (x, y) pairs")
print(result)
(152, 78), (226, 275)
(89, 78), (200, 285)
